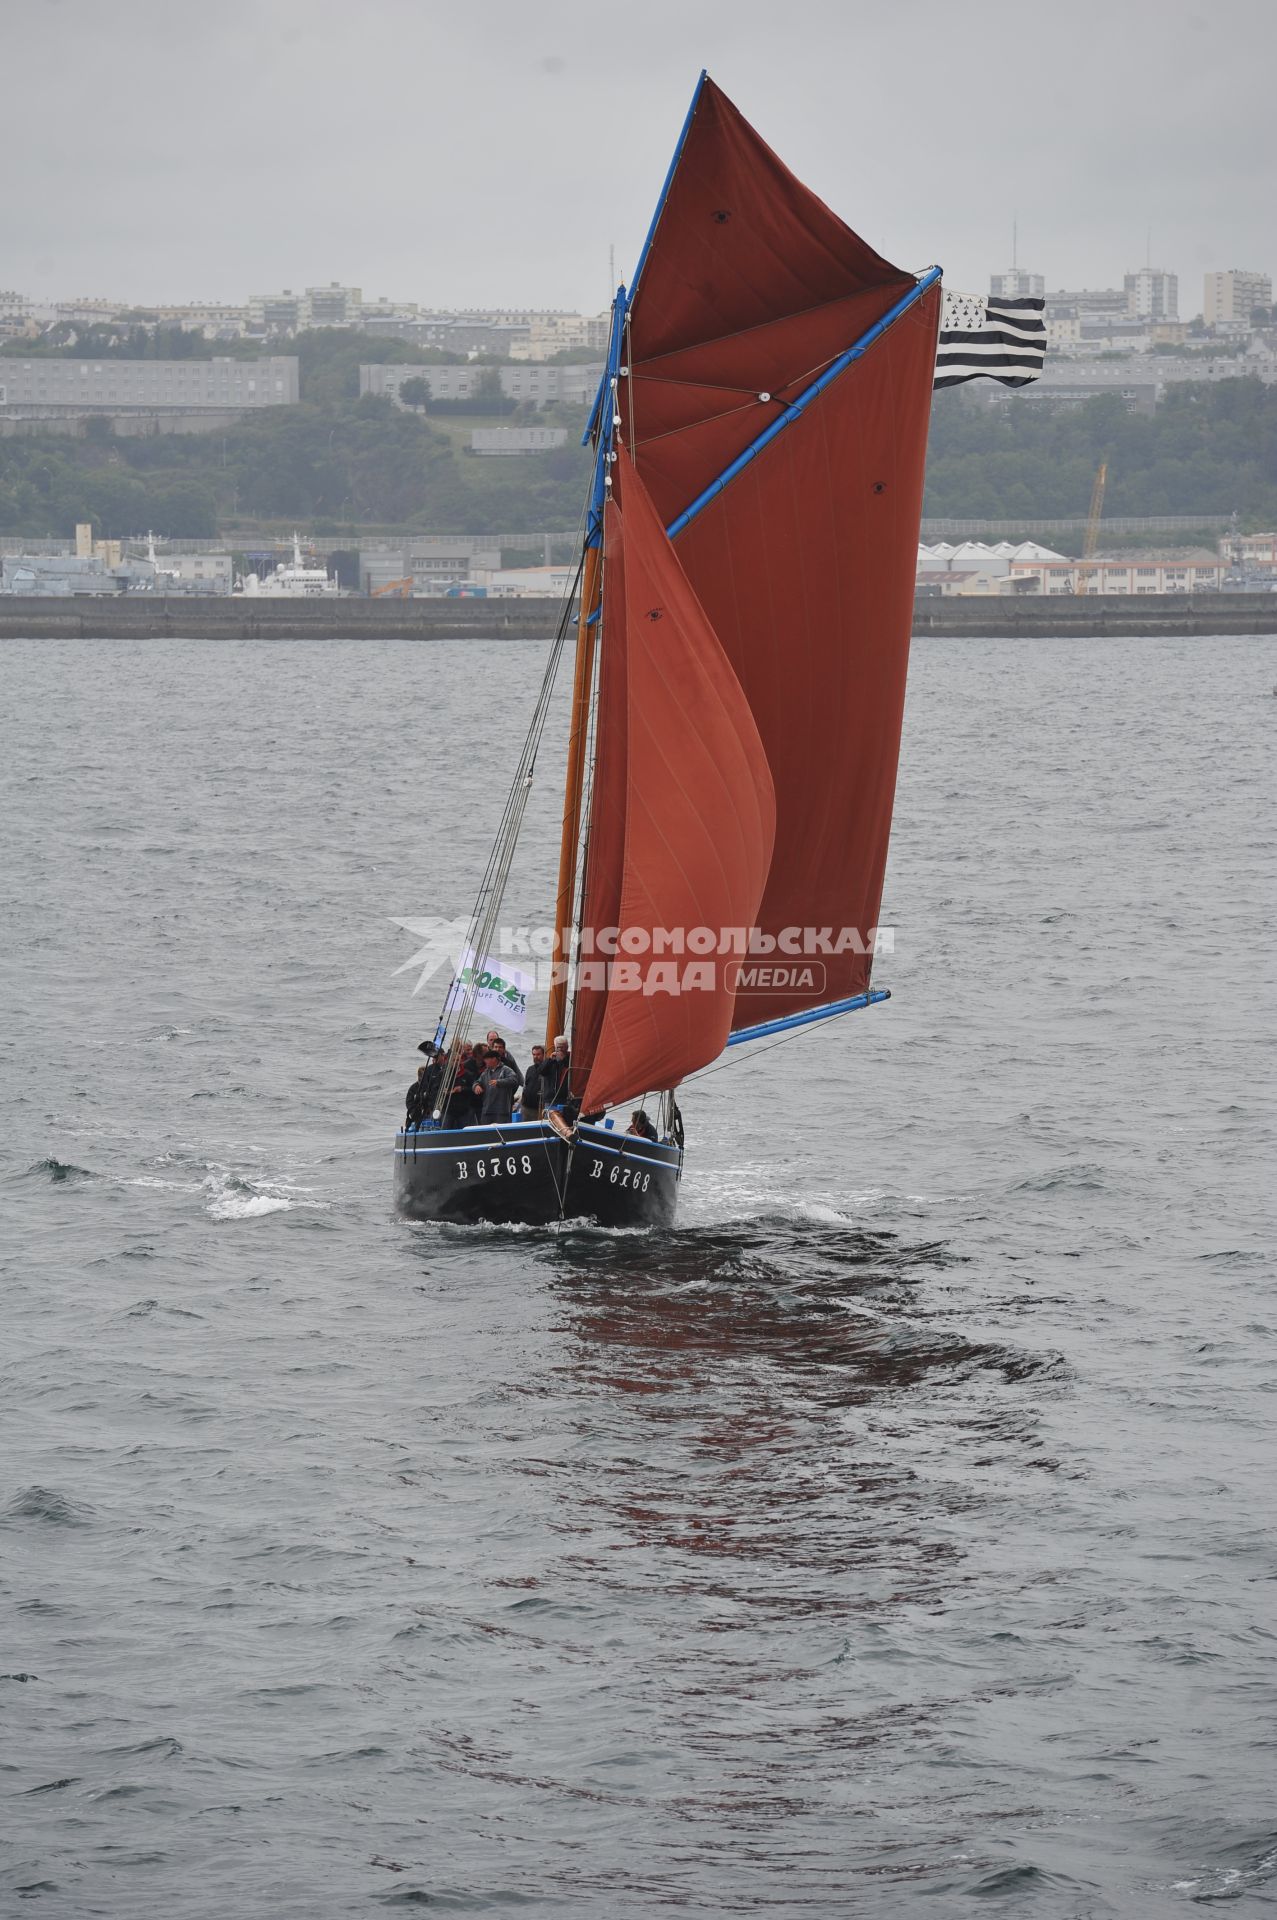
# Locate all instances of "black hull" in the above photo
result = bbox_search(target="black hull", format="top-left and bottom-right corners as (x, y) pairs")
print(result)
(394, 1119), (682, 1226)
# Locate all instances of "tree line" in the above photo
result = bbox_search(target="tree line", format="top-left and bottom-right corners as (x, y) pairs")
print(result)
(1, 323), (1275, 538)
(924, 378), (1277, 521)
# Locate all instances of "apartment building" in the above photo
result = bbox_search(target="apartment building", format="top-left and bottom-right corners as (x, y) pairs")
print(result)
(359, 362), (602, 408)
(1203, 269), (1273, 328)
(990, 268), (1045, 300)
(0, 356), (299, 420)
(1124, 268), (1177, 321)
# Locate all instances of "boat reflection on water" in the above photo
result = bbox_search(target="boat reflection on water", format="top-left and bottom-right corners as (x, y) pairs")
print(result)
(533, 1216), (1064, 1620)
(397, 1217), (1071, 1900)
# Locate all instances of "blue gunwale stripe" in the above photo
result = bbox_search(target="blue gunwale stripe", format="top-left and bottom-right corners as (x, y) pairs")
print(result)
(572, 1136), (680, 1165)
(665, 266), (942, 542)
(395, 1123), (681, 1162)
(395, 1139), (680, 1172)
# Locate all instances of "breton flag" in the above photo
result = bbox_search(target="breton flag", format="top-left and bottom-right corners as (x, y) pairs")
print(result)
(934, 291), (1046, 390)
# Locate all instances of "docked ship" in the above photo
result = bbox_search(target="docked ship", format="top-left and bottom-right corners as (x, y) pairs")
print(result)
(235, 534), (341, 597)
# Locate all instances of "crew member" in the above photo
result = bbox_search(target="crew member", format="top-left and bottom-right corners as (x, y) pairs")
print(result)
(416, 1042), (444, 1115)
(476, 1047), (520, 1125)
(405, 1065), (432, 1131)
(543, 1035), (571, 1107)
(521, 1044), (549, 1119)
(627, 1109), (658, 1141)
(485, 1030), (521, 1082)
(487, 1036), (523, 1091)
(444, 1045), (480, 1129)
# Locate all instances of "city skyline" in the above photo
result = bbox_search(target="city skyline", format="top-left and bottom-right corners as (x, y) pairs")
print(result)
(6, 262), (1274, 339)
(2, 0), (1272, 312)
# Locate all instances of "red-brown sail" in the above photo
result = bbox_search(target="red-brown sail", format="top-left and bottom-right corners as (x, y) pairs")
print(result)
(573, 447), (775, 1115)
(618, 77), (941, 1030)
(620, 76), (917, 526)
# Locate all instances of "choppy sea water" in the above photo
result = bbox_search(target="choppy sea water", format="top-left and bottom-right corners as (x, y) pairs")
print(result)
(0, 633), (1273, 1918)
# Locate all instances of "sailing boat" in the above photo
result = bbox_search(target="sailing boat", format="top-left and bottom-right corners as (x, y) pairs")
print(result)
(394, 73), (941, 1227)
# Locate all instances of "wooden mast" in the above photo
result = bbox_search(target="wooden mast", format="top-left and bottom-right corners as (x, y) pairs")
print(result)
(546, 280), (625, 1053)
(545, 543), (601, 1049)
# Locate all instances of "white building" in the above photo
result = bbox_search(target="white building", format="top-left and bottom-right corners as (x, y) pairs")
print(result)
(360, 539), (502, 596)
(247, 284), (363, 332)
(1008, 550), (1224, 595)
(999, 351), (1277, 416)
(0, 356), (299, 418)
(0, 289), (34, 338)
(248, 290), (303, 332)
(472, 564), (577, 597)
(1045, 287), (1127, 323)
(1124, 268), (1178, 321)
(153, 303), (251, 339)
(53, 296), (125, 327)
(509, 312), (611, 360)
(1225, 531), (1277, 572)
(471, 426), (568, 455)
(1203, 269), (1272, 328)
(361, 297), (420, 326)
(304, 283), (362, 329)
(916, 541), (1065, 592)
(360, 362), (602, 409)
(143, 549), (234, 593)
(990, 268), (1045, 300)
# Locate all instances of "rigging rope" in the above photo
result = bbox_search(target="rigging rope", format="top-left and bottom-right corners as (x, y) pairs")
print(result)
(676, 994), (887, 1091)
(431, 491), (592, 1120)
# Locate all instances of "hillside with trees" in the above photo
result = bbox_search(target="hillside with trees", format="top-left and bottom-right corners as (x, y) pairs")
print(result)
(924, 379), (1277, 522)
(0, 329), (591, 538)
(2, 325), (1275, 538)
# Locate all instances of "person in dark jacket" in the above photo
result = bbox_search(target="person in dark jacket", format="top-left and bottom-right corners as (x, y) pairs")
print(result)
(627, 1109), (658, 1141)
(444, 1046), (480, 1129)
(476, 1049), (520, 1125)
(416, 1042), (444, 1116)
(520, 1044), (549, 1119)
(405, 1065), (432, 1130)
(483, 1036), (518, 1082)
(542, 1035), (571, 1107)
(487, 1036), (522, 1091)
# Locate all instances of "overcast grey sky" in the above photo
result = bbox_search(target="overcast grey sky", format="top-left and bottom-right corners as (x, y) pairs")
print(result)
(4, 0), (1271, 313)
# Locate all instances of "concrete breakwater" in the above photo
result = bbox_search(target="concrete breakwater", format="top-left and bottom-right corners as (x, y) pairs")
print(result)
(1, 591), (1274, 641)
(0, 596), (559, 642)
(911, 593), (1277, 638)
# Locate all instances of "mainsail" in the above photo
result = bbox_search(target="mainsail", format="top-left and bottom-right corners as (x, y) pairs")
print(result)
(569, 74), (941, 1104)
(574, 447), (775, 1115)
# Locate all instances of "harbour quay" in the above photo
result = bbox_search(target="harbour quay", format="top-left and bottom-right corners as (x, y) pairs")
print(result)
(0, 591), (1274, 641)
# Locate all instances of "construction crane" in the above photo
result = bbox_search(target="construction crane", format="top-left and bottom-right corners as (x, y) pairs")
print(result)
(372, 577), (413, 598)
(1074, 461), (1108, 594)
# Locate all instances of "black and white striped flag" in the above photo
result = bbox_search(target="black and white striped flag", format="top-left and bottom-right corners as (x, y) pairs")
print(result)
(933, 291), (1046, 390)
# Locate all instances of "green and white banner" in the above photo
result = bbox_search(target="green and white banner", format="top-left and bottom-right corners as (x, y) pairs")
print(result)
(443, 947), (535, 1033)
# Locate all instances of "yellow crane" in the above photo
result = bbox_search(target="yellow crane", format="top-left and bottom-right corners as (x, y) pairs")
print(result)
(1074, 461), (1108, 594)
(372, 577), (413, 598)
